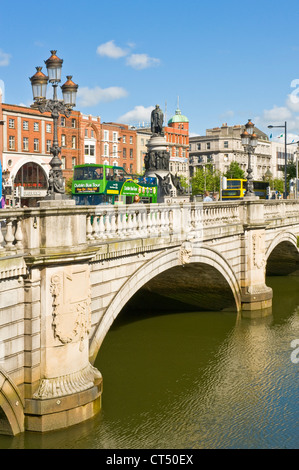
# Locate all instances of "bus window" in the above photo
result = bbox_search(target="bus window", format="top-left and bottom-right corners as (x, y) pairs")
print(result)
(105, 167), (114, 181)
(113, 168), (125, 181)
(94, 168), (103, 179)
(73, 168), (85, 180)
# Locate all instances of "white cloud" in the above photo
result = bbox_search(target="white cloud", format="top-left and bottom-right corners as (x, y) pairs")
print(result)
(118, 105), (154, 124)
(262, 105), (292, 122)
(0, 49), (11, 66)
(77, 86), (128, 107)
(96, 40), (128, 59)
(126, 54), (160, 70)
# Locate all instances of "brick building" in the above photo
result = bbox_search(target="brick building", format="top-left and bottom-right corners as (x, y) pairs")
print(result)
(101, 122), (137, 174)
(165, 106), (189, 178)
(0, 92), (138, 206)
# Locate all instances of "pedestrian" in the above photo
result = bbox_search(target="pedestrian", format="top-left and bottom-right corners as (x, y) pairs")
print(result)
(203, 191), (213, 202)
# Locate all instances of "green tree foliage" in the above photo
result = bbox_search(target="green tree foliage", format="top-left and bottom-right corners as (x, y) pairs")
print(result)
(224, 161), (245, 179)
(65, 177), (73, 195)
(191, 165), (221, 195)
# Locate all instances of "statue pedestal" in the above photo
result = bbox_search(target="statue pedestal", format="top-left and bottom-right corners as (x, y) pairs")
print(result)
(144, 133), (189, 203)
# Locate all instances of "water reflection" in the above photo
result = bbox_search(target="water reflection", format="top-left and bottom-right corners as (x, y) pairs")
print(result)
(0, 276), (298, 449)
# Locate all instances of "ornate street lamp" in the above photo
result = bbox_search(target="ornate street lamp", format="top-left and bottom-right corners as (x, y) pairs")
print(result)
(30, 51), (78, 199)
(241, 119), (258, 198)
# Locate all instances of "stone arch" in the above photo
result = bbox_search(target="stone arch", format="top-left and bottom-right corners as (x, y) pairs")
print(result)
(266, 231), (298, 259)
(89, 243), (241, 363)
(10, 156), (50, 181)
(266, 231), (299, 276)
(0, 368), (24, 435)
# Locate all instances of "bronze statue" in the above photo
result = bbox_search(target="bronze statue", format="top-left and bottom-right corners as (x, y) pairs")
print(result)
(151, 104), (164, 135)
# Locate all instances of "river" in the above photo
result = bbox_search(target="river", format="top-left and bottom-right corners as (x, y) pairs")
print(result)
(0, 276), (298, 449)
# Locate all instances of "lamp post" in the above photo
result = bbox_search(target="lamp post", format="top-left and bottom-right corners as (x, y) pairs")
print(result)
(241, 119), (258, 197)
(268, 122), (287, 199)
(30, 51), (78, 199)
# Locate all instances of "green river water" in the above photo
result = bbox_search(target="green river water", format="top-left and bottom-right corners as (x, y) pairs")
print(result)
(0, 276), (298, 449)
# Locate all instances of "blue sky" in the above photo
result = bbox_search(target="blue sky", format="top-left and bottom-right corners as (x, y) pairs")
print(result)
(1, 0), (299, 140)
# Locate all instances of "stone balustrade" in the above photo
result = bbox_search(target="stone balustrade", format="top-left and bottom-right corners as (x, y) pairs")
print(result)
(1, 201), (299, 261)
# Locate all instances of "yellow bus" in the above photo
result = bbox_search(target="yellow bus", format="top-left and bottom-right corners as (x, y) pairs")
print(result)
(222, 179), (269, 200)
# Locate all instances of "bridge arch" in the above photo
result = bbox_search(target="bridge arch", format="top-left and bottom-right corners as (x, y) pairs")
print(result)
(0, 368), (24, 436)
(266, 231), (299, 276)
(89, 243), (241, 363)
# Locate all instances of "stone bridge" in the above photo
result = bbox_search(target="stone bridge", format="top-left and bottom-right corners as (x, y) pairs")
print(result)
(0, 199), (299, 435)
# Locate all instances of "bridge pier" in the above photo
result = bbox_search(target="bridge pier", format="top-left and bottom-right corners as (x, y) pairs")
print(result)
(21, 202), (103, 433)
(240, 200), (273, 317)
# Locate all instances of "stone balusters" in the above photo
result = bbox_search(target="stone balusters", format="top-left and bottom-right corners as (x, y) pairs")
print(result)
(0, 214), (24, 254)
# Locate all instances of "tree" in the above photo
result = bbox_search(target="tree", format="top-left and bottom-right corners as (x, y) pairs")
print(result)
(224, 161), (245, 179)
(65, 177), (73, 196)
(191, 165), (221, 195)
(287, 162), (296, 191)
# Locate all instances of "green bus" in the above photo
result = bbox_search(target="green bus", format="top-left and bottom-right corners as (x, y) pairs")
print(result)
(71, 164), (158, 205)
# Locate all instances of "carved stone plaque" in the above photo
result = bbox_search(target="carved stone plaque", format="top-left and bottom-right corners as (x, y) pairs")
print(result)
(50, 266), (91, 351)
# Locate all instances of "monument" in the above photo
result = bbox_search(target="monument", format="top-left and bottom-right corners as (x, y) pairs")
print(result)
(144, 105), (187, 203)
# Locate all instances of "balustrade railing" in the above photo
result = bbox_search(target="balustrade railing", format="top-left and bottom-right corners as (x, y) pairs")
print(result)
(1, 201), (299, 261)
(0, 210), (24, 255)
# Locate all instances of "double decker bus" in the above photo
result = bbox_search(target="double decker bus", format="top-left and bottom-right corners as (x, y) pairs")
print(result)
(222, 179), (269, 200)
(71, 164), (158, 205)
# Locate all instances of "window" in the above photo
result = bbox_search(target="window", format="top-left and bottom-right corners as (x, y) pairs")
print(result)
(46, 124), (51, 133)
(34, 138), (39, 152)
(9, 136), (15, 150)
(85, 129), (88, 137)
(130, 136), (133, 144)
(113, 132), (118, 142)
(72, 136), (76, 149)
(197, 143), (201, 150)
(34, 122), (39, 131)
(113, 144), (118, 157)
(61, 134), (66, 147)
(23, 137), (29, 151)
(84, 144), (95, 156)
(61, 156), (66, 170)
(104, 130), (109, 141)
(23, 121), (29, 130)
(123, 135), (126, 143)
(91, 129), (94, 138)
(206, 142), (211, 150)
(104, 143), (109, 156)
(123, 148), (127, 158)
(61, 117), (66, 127)
(14, 162), (47, 190)
(72, 157), (76, 168)
(224, 141), (229, 149)
(46, 140), (51, 153)
(72, 119), (76, 128)
(130, 149), (133, 159)
(9, 119), (15, 129)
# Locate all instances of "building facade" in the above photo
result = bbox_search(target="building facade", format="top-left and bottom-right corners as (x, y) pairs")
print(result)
(165, 107), (189, 178)
(0, 96), (81, 207)
(0, 95), (139, 206)
(189, 123), (273, 180)
(101, 122), (137, 174)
